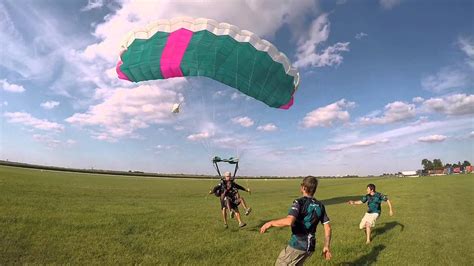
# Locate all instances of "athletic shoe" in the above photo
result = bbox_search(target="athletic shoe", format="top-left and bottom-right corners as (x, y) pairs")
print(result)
(239, 223), (247, 228)
(245, 208), (252, 216)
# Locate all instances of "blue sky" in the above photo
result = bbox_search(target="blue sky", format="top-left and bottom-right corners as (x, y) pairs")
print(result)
(1, 0), (473, 176)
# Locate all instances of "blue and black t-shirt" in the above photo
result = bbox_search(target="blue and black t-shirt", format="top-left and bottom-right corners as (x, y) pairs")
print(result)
(287, 196), (330, 252)
(361, 192), (388, 214)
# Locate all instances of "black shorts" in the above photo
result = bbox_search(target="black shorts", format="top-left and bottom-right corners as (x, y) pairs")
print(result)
(221, 196), (240, 210)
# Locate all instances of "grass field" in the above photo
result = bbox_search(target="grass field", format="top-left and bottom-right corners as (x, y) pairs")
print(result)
(1, 165), (473, 265)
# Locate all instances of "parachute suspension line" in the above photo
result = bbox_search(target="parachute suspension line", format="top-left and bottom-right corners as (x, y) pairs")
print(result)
(192, 50), (213, 162)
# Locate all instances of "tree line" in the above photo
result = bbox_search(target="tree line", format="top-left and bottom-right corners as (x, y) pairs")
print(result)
(421, 159), (471, 171)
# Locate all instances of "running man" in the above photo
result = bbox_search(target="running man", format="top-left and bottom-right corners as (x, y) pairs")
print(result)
(260, 176), (332, 265)
(348, 183), (394, 244)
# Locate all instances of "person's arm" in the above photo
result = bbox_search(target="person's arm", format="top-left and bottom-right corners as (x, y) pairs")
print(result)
(234, 182), (250, 193)
(348, 200), (363, 205)
(259, 215), (296, 233)
(209, 185), (219, 194)
(322, 223), (332, 260)
(386, 199), (394, 216)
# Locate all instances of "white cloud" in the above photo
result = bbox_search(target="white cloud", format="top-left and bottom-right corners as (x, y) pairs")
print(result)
(459, 37), (474, 68)
(294, 14), (350, 68)
(326, 138), (389, 152)
(81, 0), (105, 11)
(66, 84), (182, 141)
(359, 101), (416, 125)
(187, 131), (213, 141)
(421, 67), (470, 93)
(470, 131), (474, 138)
(40, 101), (60, 110)
(83, 0), (316, 63)
(418, 134), (447, 143)
(272, 146), (305, 156)
(301, 99), (355, 128)
(32, 135), (77, 148)
(355, 32), (368, 40)
(422, 94), (474, 116)
(380, 0), (402, 10)
(257, 123), (278, 132)
(326, 116), (471, 155)
(213, 136), (250, 149)
(1, 79), (25, 93)
(232, 116), (254, 127)
(412, 97), (424, 103)
(4, 112), (64, 132)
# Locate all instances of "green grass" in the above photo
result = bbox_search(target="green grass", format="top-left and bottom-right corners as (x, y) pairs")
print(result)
(1, 165), (473, 264)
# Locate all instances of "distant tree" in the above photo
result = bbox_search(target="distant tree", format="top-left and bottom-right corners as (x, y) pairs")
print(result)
(421, 159), (433, 171)
(444, 163), (452, 168)
(463, 160), (471, 167)
(433, 159), (443, 170)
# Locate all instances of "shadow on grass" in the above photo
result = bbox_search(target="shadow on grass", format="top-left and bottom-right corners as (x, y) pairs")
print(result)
(247, 219), (281, 232)
(372, 221), (404, 240)
(342, 244), (386, 265)
(320, 196), (360, 206)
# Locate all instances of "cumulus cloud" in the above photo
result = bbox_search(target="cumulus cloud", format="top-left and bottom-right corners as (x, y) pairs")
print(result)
(459, 37), (474, 68)
(328, 116), (471, 155)
(412, 97), (424, 103)
(421, 67), (470, 93)
(359, 101), (416, 125)
(326, 138), (389, 152)
(380, 0), (402, 10)
(81, 0), (105, 11)
(294, 14), (350, 68)
(66, 85), (182, 141)
(418, 134), (447, 143)
(355, 32), (368, 40)
(83, 0), (316, 63)
(257, 123), (278, 132)
(232, 116), (254, 127)
(213, 136), (250, 149)
(40, 101), (60, 110)
(272, 146), (305, 156)
(187, 131), (213, 141)
(32, 134), (76, 148)
(1, 79), (25, 93)
(301, 99), (355, 128)
(4, 112), (64, 132)
(422, 94), (474, 116)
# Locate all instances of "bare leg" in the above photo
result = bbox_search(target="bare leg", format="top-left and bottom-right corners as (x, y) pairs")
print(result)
(365, 223), (371, 244)
(235, 211), (246, 227)
(240, 196), (249, 209)
(222, 208), (228, 227)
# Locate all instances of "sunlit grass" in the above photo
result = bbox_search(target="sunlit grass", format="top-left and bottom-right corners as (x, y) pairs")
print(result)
(0, 165), (473, 264)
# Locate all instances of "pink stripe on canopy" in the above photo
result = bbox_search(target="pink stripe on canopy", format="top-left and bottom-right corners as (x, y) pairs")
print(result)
(116, 59), (130, 81)
(160, 28), (194, 78)
(279, 96), (294, 109)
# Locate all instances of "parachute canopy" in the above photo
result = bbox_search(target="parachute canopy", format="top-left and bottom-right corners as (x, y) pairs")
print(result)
(117, 17), (299, 109)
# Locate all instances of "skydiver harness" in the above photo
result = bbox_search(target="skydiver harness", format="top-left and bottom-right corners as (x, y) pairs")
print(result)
(211, 156), (240, 198)
(212, 156), (239, 179)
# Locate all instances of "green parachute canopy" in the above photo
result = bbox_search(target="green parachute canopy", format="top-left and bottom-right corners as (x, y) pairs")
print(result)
(116, 17), (299, 109)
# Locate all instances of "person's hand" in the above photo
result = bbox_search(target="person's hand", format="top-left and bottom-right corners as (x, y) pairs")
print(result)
(260, 221), (272, 234)
(247, 188), (251, 194)
(322, 247), (332, 260)
(208, 190), (213, 194)
(348, 200), (354, 205)
(389, 209), (394, 216)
